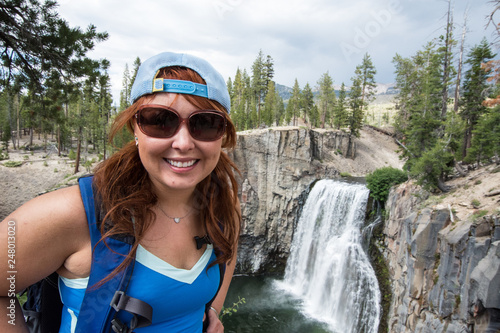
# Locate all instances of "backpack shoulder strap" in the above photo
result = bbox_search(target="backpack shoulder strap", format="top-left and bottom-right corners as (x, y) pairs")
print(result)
(75, 175), (151, 333)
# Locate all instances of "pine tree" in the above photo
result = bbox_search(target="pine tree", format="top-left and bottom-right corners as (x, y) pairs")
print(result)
(459, 38), (495, 159)
(334, 83), (348, 129)
(0, 0), (107, 90)
(357, 53), (377, 113)
(286, 79), (301, 126)
(348, 76), (364, 138)
(275, 97), (285, 126)
(317, 72), (335, 128)
(231, 68), (246, 130)
(301, 83), (314, 127)
(263, 81), (277, 126)
(393, 41), (456, 190)
(130, 57), (141, 89)
(251, 50), (267, 126)
(119, 63), (131, 111)
(466, 105), (500, 163)
(264, 55), (275, 92)
(392, 53), (417, 137)
(439, 0), (456, 119)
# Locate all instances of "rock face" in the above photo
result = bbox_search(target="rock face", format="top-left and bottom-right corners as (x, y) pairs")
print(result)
(229, 126), (403, 274)
(382, 182), (500, 332)
(229, 128), (345, 274)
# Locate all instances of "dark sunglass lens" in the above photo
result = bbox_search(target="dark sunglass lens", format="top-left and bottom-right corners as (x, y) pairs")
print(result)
(139, 108), (179, 138)
(189, 113), (226, 141)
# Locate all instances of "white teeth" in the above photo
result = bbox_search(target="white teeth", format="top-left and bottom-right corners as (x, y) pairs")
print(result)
(167, 159), (196, 168)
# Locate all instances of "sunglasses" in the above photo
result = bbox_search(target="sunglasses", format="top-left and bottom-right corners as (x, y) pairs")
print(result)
(135, 104), (227, 141)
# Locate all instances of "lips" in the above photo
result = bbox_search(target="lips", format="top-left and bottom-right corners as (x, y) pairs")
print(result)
(165, 159), (198, 168)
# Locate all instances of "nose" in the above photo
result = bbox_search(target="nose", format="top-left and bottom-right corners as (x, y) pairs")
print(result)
(171, 122), (195, 151)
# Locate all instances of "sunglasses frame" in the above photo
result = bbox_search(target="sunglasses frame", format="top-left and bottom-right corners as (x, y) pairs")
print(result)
(135, 104), (227, 142)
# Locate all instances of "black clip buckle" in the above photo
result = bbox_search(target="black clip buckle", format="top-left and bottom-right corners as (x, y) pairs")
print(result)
(110, 291), (125, 312)
(111, 318), (130, 333)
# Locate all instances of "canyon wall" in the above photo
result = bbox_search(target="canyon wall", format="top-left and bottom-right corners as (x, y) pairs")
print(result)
(230, 127), (499, 332)
(229, 126), (401, 274)
(382, 182), (500, 332)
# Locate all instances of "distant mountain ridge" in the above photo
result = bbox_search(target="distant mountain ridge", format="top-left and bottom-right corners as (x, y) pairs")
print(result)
(275, 82), (398, 101)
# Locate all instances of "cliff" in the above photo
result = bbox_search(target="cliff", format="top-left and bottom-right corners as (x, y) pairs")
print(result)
(229, 126), (402, 274)
(382, 174), (500, 332)
(229, 126), (500, 331)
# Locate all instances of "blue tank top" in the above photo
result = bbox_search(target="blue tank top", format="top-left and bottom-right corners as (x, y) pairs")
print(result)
(59, 244), (219, 333)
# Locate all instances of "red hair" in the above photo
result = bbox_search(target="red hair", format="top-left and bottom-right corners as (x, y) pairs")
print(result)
(92, 66), (240, 285)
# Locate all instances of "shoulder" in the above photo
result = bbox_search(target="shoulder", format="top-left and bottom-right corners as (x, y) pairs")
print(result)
(11, 185), (87, 228)
(0, 185), (89, 291)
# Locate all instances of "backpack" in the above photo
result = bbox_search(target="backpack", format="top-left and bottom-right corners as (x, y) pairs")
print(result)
(21, 175), (225, 333)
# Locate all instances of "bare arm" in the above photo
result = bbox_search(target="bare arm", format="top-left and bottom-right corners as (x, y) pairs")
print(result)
(0, 186), (90, 331)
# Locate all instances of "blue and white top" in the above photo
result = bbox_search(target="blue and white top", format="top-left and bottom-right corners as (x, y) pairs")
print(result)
(58, 244), (220, 333)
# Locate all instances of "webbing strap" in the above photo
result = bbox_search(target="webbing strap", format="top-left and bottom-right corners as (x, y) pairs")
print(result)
(110, 291), (153, 332)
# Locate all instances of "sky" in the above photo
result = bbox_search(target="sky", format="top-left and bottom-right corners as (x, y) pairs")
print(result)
(56, 0), (498, 104)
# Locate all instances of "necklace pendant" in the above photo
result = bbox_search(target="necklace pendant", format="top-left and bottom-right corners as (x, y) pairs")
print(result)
(174, 217), (181, 223)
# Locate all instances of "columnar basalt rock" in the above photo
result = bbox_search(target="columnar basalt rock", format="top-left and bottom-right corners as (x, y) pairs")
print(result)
(382, 182), (500, 333)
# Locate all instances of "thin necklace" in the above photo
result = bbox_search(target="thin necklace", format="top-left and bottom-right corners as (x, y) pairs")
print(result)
(157, 205), (192, 223)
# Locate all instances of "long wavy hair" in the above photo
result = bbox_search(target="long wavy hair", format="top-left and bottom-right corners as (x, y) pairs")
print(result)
(92, 66), (240, 285)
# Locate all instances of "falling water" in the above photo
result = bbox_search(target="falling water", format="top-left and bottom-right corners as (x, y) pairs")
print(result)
(278, 179), (381, 333)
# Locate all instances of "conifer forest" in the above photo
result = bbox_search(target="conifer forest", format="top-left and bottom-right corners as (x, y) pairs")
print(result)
(1, 0), (499, 191)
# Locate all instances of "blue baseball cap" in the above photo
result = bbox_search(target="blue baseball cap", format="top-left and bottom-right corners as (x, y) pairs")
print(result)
(130, 52), (231, 113)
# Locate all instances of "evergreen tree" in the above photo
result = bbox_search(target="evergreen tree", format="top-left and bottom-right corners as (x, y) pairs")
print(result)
(393, 41), (454, 190)
(392, 53), (417, 138)
(459, 38), (495, 159)
(348, 75), (364, 138)
(0, 0), (107, 161)
(251, 50), (266, 125)
(301, 83), (314, 127)
(130, 57), (141, 90)
(263, 81), (277, 126)
(286, 79), (301, 126)
(275, 97), (285, 126)
(96, 60), (113, 158)
(310, 104), (320, 128)
(317, 72), (335, 128)
(119, 63), (132, 111)
(334, 82), (348, 129)
(231, 68), (246, 130)
(356, 53), (377, 113)
(0, 0), (108, 90)
(466, 105), (500, 163)
(264, 55), (275, 92)
(438, 0), (456, 119)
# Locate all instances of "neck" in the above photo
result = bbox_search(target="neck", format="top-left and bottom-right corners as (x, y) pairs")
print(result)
(153, 185), (197, 219)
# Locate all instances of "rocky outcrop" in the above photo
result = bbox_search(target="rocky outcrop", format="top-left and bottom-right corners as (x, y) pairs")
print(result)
(229, 128), (345, 274)
(229, 126), (402, 274)
(382, 182), (500, 332)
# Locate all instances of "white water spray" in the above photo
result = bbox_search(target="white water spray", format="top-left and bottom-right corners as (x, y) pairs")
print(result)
(279, 180), (381, 333)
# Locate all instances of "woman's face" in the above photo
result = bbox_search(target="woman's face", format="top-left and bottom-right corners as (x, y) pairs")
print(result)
(134, 93), (223, 196)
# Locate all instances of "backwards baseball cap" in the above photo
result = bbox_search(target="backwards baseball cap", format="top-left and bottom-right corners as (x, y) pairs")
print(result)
(130, 52), (231, 113)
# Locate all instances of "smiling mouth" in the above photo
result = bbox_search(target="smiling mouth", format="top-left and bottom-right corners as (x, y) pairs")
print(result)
(165, 159), (198, 168)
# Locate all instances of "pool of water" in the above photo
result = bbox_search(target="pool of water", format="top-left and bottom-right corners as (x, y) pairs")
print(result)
(222, 275), (333, 333)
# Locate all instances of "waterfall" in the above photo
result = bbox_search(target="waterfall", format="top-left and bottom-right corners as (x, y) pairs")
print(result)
(278, 179), (381, 333)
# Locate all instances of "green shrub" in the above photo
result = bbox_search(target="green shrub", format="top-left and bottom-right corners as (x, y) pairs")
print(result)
(68, 149), (76, 160)
(3, 161), (23, 167)
(366, 167), (408, 204)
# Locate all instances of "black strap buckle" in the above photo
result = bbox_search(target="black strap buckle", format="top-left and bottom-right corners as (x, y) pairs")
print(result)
(111, 318), (130, 333)
(110, 291), (153, 332)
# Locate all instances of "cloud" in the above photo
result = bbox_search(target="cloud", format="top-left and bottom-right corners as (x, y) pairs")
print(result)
(57, 0), (498, 103)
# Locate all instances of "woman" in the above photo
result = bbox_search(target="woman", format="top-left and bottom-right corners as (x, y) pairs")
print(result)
(0, 51), (241, 333)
